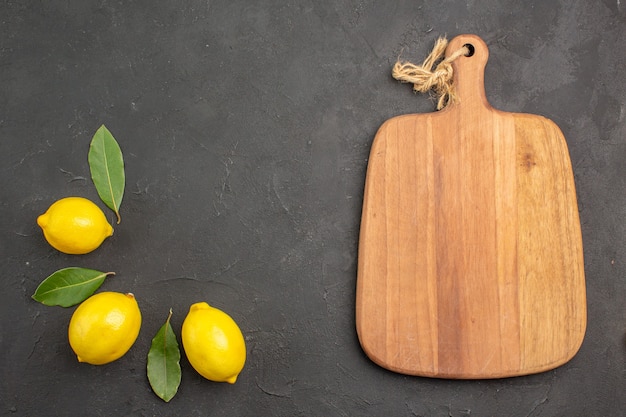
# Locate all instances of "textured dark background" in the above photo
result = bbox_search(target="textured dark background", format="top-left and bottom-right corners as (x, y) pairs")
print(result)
(1, 1), (625, 416)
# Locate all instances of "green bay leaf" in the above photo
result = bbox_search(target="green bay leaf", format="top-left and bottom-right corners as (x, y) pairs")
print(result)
(32, 267), (114, 307)
(88, 124), (125, 224)
(147, 309), (181, 402)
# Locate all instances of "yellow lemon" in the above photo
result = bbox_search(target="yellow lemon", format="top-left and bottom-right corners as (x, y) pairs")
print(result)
(37, 197), (113, 255)
(68, 292), (141, 365)
(181, 302), (246, 384)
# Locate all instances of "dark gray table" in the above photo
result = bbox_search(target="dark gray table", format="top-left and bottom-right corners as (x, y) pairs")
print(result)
(2, 1), (624, 416)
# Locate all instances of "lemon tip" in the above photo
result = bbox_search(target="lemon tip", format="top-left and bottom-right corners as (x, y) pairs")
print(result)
(225, 375), (238, 384)
(36, 213), (47, 228)
(190, 301), (211, 311)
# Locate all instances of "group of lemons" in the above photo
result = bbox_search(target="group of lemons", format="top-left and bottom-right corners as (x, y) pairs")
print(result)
(37, 196), (246, 385)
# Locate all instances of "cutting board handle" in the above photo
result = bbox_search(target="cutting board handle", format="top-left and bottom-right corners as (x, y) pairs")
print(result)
(445, 34), (491, 112)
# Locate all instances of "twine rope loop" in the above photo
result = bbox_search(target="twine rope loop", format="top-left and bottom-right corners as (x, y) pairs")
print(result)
(392, 37), (469, 110)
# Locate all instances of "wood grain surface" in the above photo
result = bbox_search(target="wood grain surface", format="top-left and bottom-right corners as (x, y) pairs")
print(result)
(356, 34), (586, 379)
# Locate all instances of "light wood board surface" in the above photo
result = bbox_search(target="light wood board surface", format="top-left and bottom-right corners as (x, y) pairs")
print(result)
(356, 34), (586, 379)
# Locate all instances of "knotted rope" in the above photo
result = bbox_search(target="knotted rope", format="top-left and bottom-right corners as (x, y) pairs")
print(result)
(392, 37), (470, 110)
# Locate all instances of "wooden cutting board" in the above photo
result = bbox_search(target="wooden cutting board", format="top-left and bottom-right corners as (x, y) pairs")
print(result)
(356, 34), (586, 379)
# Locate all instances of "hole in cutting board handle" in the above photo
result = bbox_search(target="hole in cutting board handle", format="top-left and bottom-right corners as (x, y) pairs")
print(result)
(463, 43), (475, 57)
